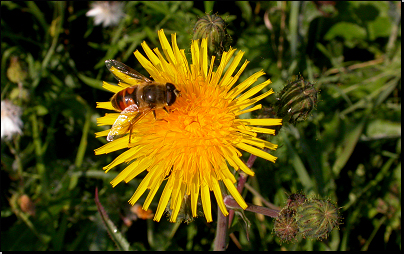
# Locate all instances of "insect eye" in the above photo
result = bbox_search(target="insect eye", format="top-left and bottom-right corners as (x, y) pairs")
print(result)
(166, 83), (178, 106)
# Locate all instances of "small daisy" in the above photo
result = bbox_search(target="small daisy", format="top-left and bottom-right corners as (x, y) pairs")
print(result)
(86, 1), (125, 28)
(95, 29), (282, 223)
(1, 100), (23, 140)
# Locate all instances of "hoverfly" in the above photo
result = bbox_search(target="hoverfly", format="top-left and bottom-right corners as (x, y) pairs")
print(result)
(105, 59), (181, 142)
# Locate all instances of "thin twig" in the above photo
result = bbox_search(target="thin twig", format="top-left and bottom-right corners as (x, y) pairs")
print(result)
(325, 58), (384, 75)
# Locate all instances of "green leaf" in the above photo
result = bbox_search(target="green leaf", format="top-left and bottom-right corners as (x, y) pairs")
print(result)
(77, 73), (104, 90)
(324, 22), (367, 41)
(368, 16), (392, 40)
(142, 1), (169, 14)
(35, 105), (49, 116)
(26, 1), (49, 32)
(52, 213), (68, 251)
(365, 119), (401, 140)
(236, 1), (252, 22)
(75, 108), (91, 168)
(332, 114), (368, 176)
(281, 131), (314, 191)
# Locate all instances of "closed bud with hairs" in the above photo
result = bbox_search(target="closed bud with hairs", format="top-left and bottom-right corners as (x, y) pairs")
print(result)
(273, 207), (299, 243)
(273, 193), (342, 243)
(295, 198), (341, 240)
(276, 77), (318, 124)
(193, 14), (230, 61)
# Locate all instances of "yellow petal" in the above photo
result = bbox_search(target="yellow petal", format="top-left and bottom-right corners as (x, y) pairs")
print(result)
(236, 79), (272, 103)
(235, 118), (282, 126)
(102, 81), (123, 93)
(143, 171), (165, 210)
(190, 172), (200, 217)
(223, 178), (247, 209)
(128, 169), (156, 205)
(201, 183), (212, 222)
(236, 142), (277, 163)
(226, 70), (265, 100)
(158, 29), (176, 65)
(96, 113), (120, 126)
(154, 176), (175, 221)
(219, 50), (245, 88)
(212, 178), (228, 216)
(95, 129), (110, 138)
(248, 126), (276, 135)
(96, 102), (115, 111)
(235, 104), (262, 116)
(141, 41), (161, 68)
(170, 183), (186, 222)
(94, 135), (130, 155)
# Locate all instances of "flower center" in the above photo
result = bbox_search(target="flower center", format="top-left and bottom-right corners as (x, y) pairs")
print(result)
(173, 85), (235, 142)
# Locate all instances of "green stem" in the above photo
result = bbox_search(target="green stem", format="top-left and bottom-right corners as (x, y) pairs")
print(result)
(8, 137), (23, 180)
(13, 136), (24, 189)
(361, 216), (387, 251)
(30, 113), (49, 198)
(75, 110), (91, 168)
(289, 1), (299, 60)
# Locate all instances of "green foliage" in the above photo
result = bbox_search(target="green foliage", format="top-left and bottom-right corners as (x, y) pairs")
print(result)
(1, 1), (400, 251)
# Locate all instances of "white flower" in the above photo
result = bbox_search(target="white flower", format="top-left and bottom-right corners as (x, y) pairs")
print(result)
(1, 100), (23, 140)
(86, 1), (125, 27)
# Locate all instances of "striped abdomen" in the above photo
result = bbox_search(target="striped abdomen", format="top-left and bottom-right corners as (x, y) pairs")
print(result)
(111, 86), (139, 112)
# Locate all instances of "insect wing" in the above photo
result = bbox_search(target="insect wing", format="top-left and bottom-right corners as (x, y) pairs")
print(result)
(105, 59), (152, 85)
(106, 105), (155, 141)
(107, 104), (140, 141)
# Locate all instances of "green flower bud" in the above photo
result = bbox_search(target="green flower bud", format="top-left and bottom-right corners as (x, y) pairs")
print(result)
(286, 193), (307, 210)
(295, 198), (341, 240)
(193, 14), (230, 60)
(7, 56), (27, 84)
(273, 208), (299, 243)
(276, 77), (318, 124)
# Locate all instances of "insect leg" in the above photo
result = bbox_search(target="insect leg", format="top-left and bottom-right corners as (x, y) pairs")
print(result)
(126, 108), (155, 144)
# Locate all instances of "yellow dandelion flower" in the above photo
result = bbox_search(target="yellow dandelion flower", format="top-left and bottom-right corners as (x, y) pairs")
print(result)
(95, 29), (282, 223)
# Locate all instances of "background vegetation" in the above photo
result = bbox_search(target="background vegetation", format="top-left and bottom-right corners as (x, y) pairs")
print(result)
(1, 1), (401, 251)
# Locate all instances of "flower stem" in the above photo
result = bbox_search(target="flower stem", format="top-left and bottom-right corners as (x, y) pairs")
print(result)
(213, 208), (228, 251)
(224, 195), (280, 218)
(30, 113), (48, 198)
